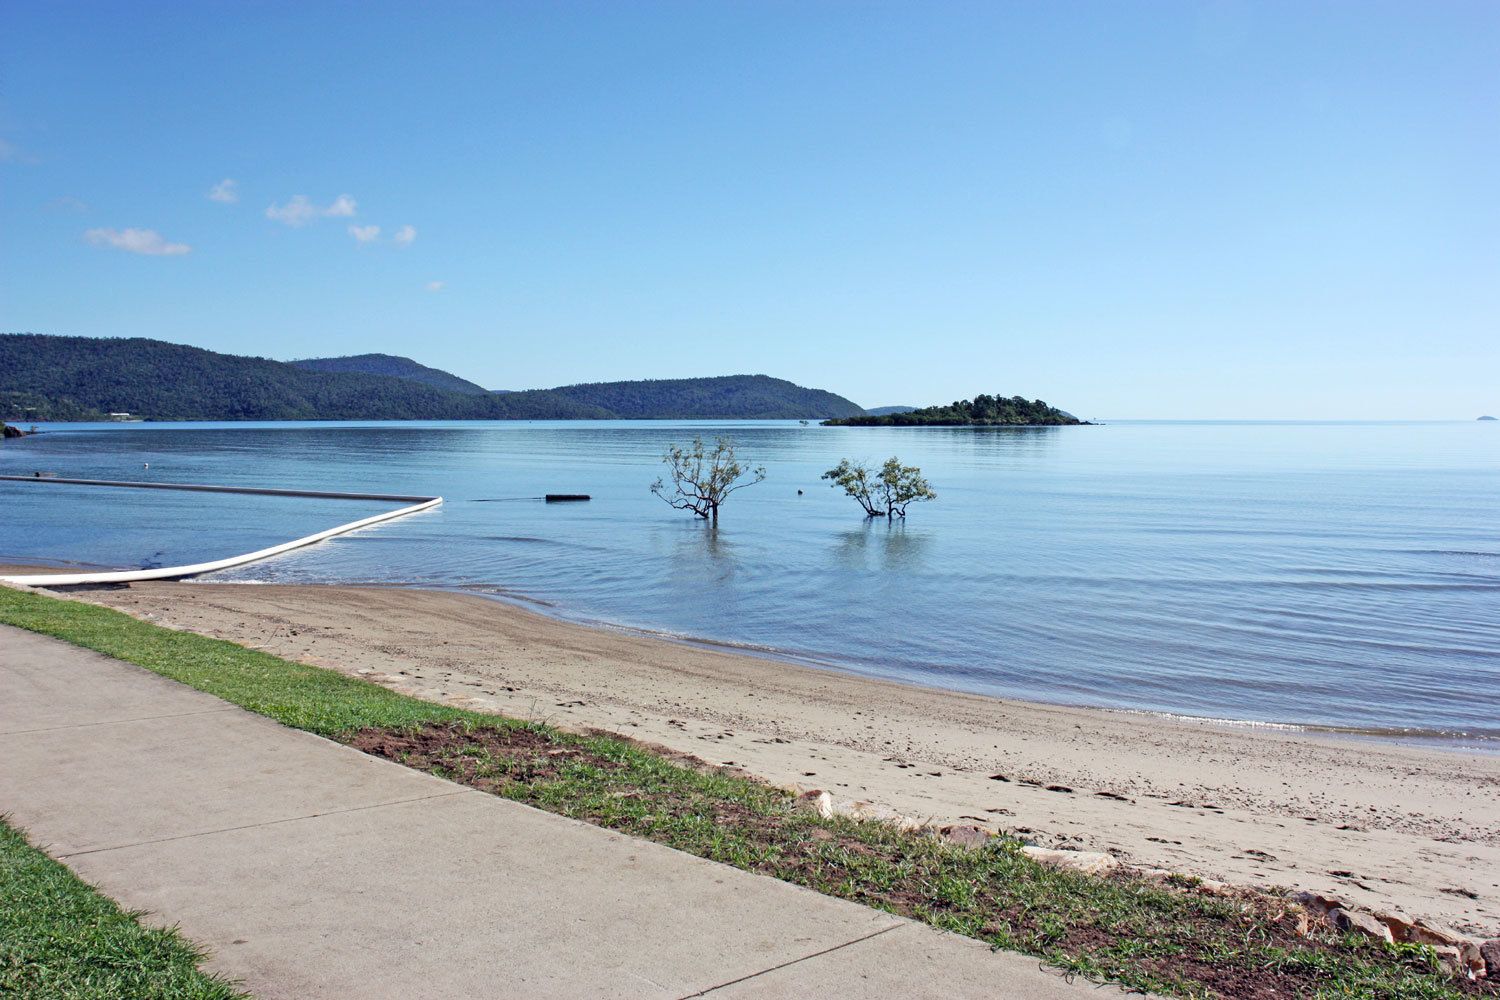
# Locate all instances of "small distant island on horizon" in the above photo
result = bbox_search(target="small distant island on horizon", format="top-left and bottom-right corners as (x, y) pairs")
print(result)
(1479, 415), (1497, 421)
(824, 394), (1084, 427)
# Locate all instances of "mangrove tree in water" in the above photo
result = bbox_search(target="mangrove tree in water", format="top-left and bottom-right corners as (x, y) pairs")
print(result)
(823, 457), (936, 518)
(651, 437), (765, 522)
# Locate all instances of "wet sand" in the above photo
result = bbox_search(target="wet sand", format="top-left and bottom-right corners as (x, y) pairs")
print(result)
(7, 568), (1497, 935)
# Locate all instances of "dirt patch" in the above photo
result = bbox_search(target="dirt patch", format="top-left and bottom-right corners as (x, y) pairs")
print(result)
(349, 721), (627, 788)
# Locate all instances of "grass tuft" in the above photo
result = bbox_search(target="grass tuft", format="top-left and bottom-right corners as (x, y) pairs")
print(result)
(0, 817), (245, 999)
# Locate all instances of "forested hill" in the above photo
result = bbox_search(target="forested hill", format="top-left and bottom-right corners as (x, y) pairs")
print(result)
(536, 375), (864, 419)
(0, 334), (518, 421)
(0, 335), (865, 421)
(291, 353), (491, 395)
(825, 394), (1082, 426)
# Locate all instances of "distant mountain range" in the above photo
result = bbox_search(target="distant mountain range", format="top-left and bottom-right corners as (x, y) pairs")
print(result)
(0, 335), (865, 422)
(864, 405), (916, 416)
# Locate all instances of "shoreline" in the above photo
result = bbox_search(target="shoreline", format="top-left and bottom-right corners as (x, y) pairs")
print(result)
(10, 555), (1492, 749)
(6, 564), (1496, 936)
(179, 559), (1500, 751)
(459, 583), (1500, 753)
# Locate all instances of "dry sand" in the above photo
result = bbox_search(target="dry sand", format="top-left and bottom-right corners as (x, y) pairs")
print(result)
(11, 569), (1498, 935)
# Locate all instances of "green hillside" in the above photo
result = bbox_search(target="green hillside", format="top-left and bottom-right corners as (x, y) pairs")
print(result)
(291, 353), (492, 395)
(825, 393), (1082, 426)
(0, 335), (865, 421)
(536, 375), (864, 419)
(0, 335), (506, 421)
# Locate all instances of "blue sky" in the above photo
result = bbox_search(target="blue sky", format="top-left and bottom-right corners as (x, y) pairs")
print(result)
(2, 1), (1495, 418)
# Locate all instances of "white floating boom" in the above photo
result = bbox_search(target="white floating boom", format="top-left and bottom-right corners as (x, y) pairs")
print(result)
(0, 476), (441, 587)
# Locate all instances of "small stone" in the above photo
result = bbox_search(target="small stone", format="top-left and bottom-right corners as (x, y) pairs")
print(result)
(936, 824), (991, 849)
(1431, 946), (1465, 976)
(1290, 890), (1346, 917)
(828, 798), (871, 820)
(1408, 922), (1483, 978)
(1329, 908), (1393, 943)
(1020, 845), (1119, 875)
(1372, 910), (1416, 942)
(1132, 867), (1177, 882)
(1192, 878), (1236, 897)
(794, 790), (834, 820)
(1479, 939), (1500, 979)
(1409, 920), (1466, 948)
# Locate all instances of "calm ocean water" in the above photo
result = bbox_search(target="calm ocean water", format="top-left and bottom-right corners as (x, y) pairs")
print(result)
(3, 419), (1496, 744)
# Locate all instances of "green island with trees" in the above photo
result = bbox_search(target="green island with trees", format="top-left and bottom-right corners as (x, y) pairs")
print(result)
(823, 394), (1084, 426)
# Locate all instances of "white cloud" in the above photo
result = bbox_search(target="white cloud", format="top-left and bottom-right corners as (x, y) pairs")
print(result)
(85, 227), (191, 256)
(266, 195), (317, 226)
(349, 224), (381, 243)
(208, 178), (239, 203)
(47, 195), (89, 213)
(424, 280), (445, 292)
(265, 193), (358, 226)
(392, 224), (416, 246)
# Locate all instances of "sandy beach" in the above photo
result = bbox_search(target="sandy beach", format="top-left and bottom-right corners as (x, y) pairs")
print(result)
(7, 566), (1496, 936)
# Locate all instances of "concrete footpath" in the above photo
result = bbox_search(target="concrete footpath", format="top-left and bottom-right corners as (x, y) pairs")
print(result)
(0, 624), (1109, 999)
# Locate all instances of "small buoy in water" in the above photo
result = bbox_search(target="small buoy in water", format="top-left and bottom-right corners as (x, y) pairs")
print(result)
(143, 463), (149, 470)
(797, 489), (803, 495)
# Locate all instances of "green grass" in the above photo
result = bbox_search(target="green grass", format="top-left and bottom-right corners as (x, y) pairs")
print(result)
(1, 585), (1488, 1000)
(0, 818), (245, 1000)
(0, 586), (473, 736)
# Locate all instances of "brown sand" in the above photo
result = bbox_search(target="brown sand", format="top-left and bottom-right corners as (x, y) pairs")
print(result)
(12, 570), (1498, 935)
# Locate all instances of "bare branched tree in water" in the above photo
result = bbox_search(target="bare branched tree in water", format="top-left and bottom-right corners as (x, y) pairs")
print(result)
(651, 437), (766, 522)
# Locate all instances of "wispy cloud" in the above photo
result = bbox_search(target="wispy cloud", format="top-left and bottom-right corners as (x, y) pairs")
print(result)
(208, 178), (239, 203)
(349, 224), (381, 243)
(85, 227), (191, 256)
(47, 195), (89, 213)
(392, 224), (417, 247)
(266, 195), (317, 226)
(265, 193), (358, 226)
(424, 280), (445, 292)
(0, 138), (40, 165)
